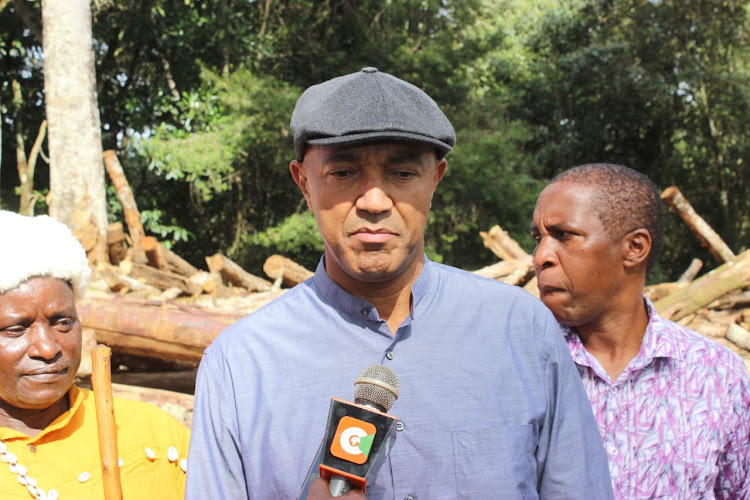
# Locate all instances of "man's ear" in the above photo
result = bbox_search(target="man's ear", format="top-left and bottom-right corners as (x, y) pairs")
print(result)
(623, 228), (652, 270)
(289, 160), (313, 210)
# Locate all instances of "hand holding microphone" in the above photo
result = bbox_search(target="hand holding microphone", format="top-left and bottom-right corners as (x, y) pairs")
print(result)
(297, 364), (400, 499)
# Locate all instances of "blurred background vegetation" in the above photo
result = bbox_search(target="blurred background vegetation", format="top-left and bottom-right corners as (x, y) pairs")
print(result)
(1, 0), (748, 283)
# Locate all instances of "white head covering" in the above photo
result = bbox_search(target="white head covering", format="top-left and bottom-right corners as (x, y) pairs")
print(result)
(0, 210), (91, 301)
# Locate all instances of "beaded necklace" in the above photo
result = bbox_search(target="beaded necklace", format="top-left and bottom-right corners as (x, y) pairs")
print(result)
(0, 437), (58, 499)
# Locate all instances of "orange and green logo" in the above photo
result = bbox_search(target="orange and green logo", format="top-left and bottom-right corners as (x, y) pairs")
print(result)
(330, 416), (377, 464)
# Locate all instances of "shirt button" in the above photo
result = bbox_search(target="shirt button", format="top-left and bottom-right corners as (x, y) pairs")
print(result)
(608, 445), (618, 456)
(361, 308), (369, 316)
(404, 495), (414, 500)
(396, 421), (405, 431)
(145, 447), (157, 460)
(27, 444), (36, 454)
(78, 471), (90, 483)
(386, 351), (394, 360)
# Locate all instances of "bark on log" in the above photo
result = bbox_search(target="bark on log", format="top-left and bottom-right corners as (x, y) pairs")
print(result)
(677, 258), (703, 284)
(77, 297), (243, 362)
(110, 383), (194, 428)
(644, 282), (682, 302)
(523, 276), (540, 298)
(139, 236), (200, 277)
(661, 186), (735, 263)
(263, 254), (314, 287)
(94, 262), (161, 294)
(110, 370), (198, 395)
(103, 150), (145, 247)
(206, 253), (272, 292)
(726, 323), (750, 351)
(140, 236), (168, 271)
(480, 225), (529, 261)
(107, 222), (128, 265)
(654, 249), (750, 322)
(473, 255), (532, 280)
(502, 265), (535, 287)
(163, 247), (200, 277)
(119, 261), (202, 296)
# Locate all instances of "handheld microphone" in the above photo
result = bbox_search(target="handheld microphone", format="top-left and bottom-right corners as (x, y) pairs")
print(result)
(296, 364), (400, 498)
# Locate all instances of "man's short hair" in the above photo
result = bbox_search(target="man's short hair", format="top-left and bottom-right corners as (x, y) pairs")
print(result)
(550, 163), (664, 273)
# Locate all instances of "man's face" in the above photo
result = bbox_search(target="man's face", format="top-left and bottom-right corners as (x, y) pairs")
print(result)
(531, 181), (626, 327)
(0, 276), (81, 413)
(290, 142), (446, 293)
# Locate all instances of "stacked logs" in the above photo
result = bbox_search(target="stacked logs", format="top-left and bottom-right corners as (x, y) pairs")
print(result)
(78, 152), (750, 425)
(73, 152), (317, 426)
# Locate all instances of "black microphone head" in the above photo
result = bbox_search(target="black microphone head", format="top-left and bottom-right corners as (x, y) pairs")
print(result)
(353, 364), (400, 413)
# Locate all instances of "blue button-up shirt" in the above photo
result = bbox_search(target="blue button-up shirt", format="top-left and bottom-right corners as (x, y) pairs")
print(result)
(186, 257), (613, 499)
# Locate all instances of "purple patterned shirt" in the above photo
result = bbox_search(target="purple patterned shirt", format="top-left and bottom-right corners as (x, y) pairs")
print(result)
(563, 297), (750, 499)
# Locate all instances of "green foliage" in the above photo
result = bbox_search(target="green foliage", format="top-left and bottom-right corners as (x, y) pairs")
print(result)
(245, 212), (324, 271)
(2, 0), (748, 280)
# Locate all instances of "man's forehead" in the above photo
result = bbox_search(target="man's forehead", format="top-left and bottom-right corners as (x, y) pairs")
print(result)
(307, 141), (438, 162)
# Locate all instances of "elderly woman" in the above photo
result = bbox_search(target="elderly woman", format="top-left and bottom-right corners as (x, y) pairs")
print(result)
(0, 210), (189, 500)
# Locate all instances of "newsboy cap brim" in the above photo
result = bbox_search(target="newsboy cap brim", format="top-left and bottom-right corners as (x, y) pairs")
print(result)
(291, 67), (455, 161)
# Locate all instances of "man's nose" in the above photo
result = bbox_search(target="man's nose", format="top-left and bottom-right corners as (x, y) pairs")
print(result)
(355, 174), (393, 214)
(533, 236), (557, 270)
(27, 323), (62, 361)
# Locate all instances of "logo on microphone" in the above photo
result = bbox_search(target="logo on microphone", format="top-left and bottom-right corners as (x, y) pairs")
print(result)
(330, 416), (377, 464)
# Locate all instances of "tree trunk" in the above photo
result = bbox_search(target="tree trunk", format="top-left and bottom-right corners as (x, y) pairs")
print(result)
(42, 0), (108, 261)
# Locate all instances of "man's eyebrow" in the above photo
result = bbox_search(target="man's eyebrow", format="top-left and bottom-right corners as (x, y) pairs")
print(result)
(384, 151), (431, 166)
(320, 151), (358, 164)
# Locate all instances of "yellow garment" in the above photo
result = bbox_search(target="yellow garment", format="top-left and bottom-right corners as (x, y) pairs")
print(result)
(0, 385), (190, 499)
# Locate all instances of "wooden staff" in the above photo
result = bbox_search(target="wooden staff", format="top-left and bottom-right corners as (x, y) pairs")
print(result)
(91, 345), (124, 500)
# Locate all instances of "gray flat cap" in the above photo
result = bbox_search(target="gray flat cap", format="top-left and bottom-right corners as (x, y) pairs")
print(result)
(291, 67), (455, 161)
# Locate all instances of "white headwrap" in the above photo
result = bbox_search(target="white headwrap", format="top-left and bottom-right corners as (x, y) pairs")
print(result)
(0, 210), (91, 301)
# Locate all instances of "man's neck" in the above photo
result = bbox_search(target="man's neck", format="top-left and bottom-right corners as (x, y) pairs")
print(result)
(327, 257), (424, 336)
(575, 294), (650, 381)
(0, 395), (70, 439)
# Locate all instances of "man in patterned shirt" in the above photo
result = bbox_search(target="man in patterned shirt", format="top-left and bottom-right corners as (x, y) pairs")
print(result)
(530, 163), (750, 499)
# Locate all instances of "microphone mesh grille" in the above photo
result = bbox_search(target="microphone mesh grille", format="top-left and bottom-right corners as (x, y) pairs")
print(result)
(353, 364), (400, 412)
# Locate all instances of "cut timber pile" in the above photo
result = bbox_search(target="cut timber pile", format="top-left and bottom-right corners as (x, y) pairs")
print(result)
(477, 186), (750, 375)
(74, 152), (750, 426)
(72, 152), (307, 427)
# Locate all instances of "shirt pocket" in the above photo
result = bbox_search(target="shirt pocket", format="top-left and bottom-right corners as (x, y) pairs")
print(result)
(451, 424), (539, 500)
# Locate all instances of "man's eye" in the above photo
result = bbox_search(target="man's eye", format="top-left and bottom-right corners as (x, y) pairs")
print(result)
(393, 170), (416, 179)
(54, 318), (74, 330)
(330, 170), (353, 179)
(1, 325), (27, 337)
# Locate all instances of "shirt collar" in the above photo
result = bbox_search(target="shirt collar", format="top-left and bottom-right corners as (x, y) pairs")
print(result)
(0, 385), (85, 442)
(310, 254), (436, 323)
(564, 296), (683, 374)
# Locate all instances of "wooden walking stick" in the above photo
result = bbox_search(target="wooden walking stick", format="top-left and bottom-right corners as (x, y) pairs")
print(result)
(92, 345), (124, 500)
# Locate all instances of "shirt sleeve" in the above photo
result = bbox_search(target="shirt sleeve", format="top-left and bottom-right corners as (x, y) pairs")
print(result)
(185, 348), (249, 500)
(534, 309), (615, 499)
(715, 360), (750, 499)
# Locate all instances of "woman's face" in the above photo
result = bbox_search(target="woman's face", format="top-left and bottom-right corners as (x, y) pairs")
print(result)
(0, 276), (81, 413)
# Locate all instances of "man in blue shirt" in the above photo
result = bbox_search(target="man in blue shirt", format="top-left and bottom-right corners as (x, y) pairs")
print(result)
(186, 67), (613, 499)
